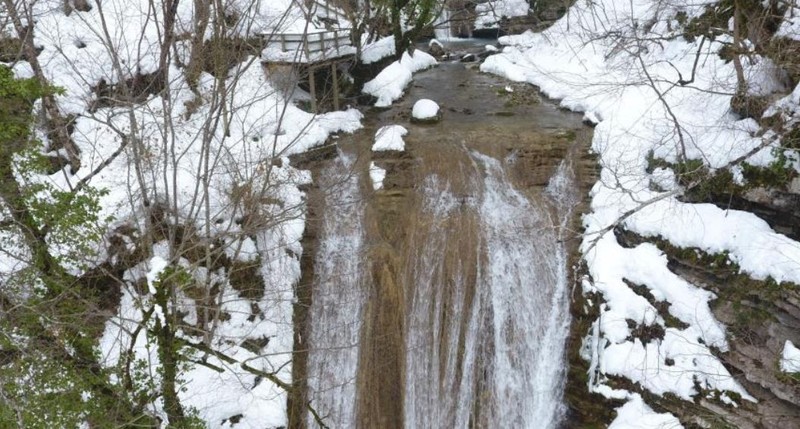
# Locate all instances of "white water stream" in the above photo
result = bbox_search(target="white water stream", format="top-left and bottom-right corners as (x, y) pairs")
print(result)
(434, 7), (453, 40)
(403, 152), (576, 428)
(305, 152), (365, 428)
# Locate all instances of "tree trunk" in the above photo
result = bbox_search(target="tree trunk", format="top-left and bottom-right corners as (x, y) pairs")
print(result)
(2, 0), (81, 172)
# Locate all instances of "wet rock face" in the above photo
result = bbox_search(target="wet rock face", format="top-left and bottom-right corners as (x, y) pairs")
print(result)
(740, 187), (800, 240)
(678, 266), (800, 427)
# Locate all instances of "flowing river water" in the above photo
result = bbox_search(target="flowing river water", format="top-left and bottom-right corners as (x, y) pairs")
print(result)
(294, 41), (595, 429)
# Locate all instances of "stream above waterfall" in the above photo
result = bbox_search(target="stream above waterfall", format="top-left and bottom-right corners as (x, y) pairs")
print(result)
(294, 40), (595, 429)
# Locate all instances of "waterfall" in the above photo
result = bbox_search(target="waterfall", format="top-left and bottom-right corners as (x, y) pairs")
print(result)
(434, 5), (452, 40)
(403, 151), (576, 428)
(473, 152), (571, 428)
(404, 174), (482, 428)
(305, 152), (365, 428)
(302, 58), (586, 428)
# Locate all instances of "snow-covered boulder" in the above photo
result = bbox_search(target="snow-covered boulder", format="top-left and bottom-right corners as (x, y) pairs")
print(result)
(411, 99), (440, 123)
(428, 39), (446, 58)
(372, 125), (408, 152)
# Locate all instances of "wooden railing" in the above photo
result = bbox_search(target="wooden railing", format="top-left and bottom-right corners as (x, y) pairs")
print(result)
(272, 29), (352, 61)
(308, 0), (349, 22)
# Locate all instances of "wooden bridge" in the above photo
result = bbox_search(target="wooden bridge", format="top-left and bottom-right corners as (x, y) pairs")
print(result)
(269, 29), (353, 63)
(263, 1), (355, 112)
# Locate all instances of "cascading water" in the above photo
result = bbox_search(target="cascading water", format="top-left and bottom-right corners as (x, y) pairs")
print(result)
(434, 6), (452, 40)
(300, 51), (589, 429)
(402, 150), (577, 428)
(304, 152), (365, 428)
(404, 173), (483, 428)
(474, 152), (572, 428)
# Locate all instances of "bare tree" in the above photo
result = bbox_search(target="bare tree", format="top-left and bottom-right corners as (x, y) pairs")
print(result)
(0, 0), (354, 426)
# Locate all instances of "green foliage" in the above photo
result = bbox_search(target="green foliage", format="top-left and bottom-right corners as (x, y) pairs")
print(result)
(682, 0), (735, 43)
(0, 319), (149, 428)
(740, 149), (795, 188)
(0, 352), (100, 428)
(0, 65), (140, 428)
(376, 0), (439, 56)
(0, 66), (112, 275)
(646, 148), (797, 203)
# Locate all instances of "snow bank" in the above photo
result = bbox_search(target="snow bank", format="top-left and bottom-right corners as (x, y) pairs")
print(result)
(363, 50), (437, 107)
(781, 340), (800, 373)
(480, 0), (800, 416)
(777, 3), (800, 40)
(361, 36), (396, 64)
(475, 0), (530, 29)
(372, 125), (408, 152)
(412, 99), (440, 120)
(609, 395), (684, 429)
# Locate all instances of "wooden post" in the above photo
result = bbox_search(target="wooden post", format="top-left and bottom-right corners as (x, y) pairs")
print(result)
(334, 30), (339, 51)
(331, 61), (340, 111)
(308, 66), (317, 114)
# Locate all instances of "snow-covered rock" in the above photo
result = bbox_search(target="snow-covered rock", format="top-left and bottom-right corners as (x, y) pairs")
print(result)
(372, 125), (408, 152)
(412, 99), (440, 122)
(428, 39), (446, 57)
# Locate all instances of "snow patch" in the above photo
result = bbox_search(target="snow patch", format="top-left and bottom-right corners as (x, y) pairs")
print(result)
(372, 125), (408, 152)
(609, 394), (684, 429)
(361, 35), (396, 64)
(781, 340), (800, 373)
(369, 162), (386, 190)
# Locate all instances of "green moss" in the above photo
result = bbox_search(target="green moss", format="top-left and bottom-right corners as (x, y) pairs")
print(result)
(740, 151), (796, 188)
(620, 230), (796, 341)
(682, 0), (734, 42)
(776, 370), (800, 386)
(675, 11), (688, 26)
(784, 124), (800, 150)
(646, 150), (797, 203)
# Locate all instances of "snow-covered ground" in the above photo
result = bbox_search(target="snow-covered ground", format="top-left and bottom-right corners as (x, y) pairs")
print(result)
(3, 0), (362, 427)
(475, 0), (530, 29)
(481, 0), (800, 426)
